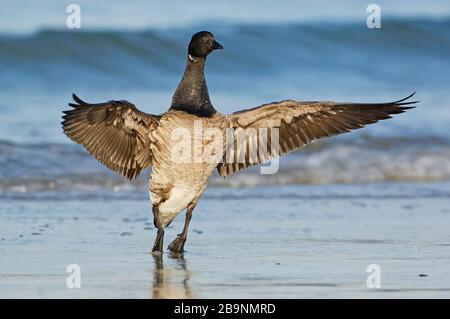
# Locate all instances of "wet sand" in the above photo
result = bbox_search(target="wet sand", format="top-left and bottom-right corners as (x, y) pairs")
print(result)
(1, 182), (450, 298)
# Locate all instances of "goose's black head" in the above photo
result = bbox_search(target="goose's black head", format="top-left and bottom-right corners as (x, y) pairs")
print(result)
(188, 31), (223, 60)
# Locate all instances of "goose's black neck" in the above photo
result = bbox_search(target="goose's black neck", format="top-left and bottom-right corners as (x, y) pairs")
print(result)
(170, 56), (217, 117)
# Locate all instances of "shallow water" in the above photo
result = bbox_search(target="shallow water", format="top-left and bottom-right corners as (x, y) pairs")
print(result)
(1, 183), (449, 298)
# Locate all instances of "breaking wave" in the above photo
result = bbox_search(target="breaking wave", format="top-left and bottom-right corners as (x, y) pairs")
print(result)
(1, 136), (450, 198)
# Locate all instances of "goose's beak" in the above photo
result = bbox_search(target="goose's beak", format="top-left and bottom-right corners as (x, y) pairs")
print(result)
(212, 40), (223, 50)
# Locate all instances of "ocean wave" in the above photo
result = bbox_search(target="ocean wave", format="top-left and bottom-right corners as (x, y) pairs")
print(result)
(1, 18), (449, 198)
(1, 136), (450, 198)
(0, 18), (449, 90)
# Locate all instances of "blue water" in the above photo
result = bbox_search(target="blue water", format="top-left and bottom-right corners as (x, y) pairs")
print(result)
(1, 2), (450, 195)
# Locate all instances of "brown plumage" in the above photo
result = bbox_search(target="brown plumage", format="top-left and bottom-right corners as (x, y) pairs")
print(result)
(62, 95), (160, 180)
(218, 94), (417, 176)
(61, 31), (417, 255)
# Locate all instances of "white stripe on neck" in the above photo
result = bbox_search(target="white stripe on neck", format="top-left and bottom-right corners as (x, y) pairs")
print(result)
(188, 54), (198, 62)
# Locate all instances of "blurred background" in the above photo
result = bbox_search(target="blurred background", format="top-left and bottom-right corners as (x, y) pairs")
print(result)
(1, 0), (450, 198)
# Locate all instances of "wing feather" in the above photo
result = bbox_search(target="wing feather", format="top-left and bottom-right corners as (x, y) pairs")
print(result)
(218, 93), (418, 177)
(62, 94), (160, 179)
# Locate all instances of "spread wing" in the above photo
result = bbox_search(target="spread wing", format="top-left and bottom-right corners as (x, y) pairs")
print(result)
(62, 94), (160, 180)
(218, 93), (418, 177)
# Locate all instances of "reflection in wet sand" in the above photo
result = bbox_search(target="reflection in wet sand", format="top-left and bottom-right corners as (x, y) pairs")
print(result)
(152, 253), (194, 299)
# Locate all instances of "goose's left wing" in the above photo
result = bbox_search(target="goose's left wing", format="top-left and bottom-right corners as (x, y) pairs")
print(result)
(218, 93), (417, 177)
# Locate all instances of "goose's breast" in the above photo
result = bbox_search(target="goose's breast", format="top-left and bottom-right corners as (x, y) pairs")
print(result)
(148, 111), (228, 225)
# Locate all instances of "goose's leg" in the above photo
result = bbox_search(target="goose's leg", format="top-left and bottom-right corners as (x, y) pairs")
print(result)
(152, 205), (165, 255)
(168, 201), (197, 253)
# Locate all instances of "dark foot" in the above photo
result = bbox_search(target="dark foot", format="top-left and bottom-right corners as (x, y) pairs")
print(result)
(168, 235), (186, 253)
(152, 230), (164, 255)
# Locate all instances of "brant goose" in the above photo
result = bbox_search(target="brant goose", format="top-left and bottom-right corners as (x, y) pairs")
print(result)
(62, 31), (417, 254)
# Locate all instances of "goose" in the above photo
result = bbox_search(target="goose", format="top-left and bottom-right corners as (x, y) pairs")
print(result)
(62, 31), (417, 254)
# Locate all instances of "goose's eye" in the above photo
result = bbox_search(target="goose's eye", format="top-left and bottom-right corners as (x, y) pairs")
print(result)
(200, 37), (207, 43)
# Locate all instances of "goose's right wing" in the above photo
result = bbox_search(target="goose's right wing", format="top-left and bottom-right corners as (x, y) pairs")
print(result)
(62, 94), (160, 180)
